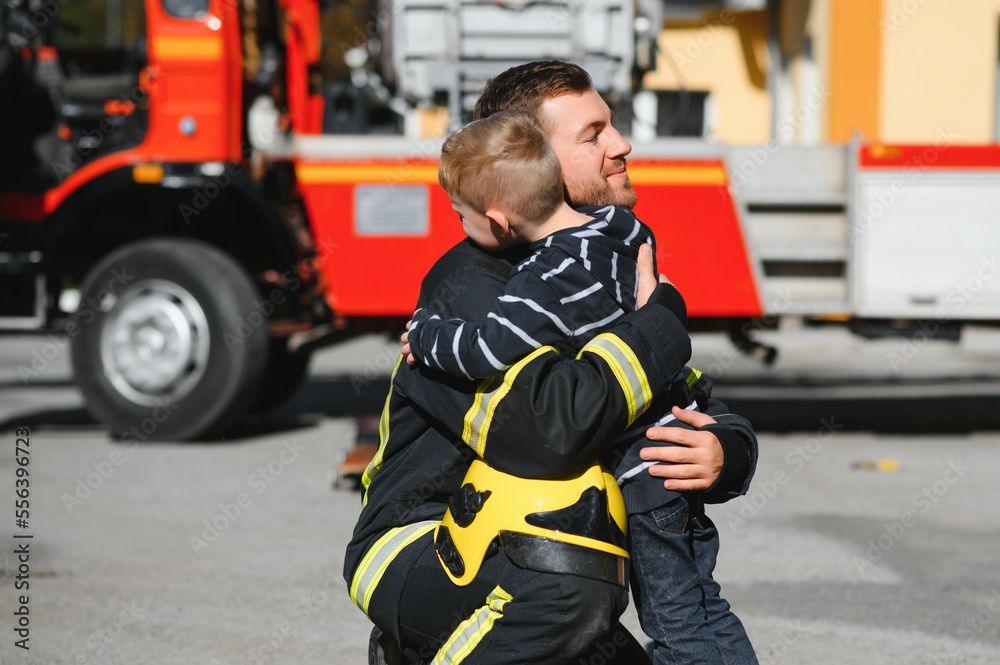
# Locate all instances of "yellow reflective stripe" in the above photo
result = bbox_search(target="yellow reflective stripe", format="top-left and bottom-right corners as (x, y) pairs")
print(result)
(432, 585), (513, 664)
(577, 333), (652, 426)
(462, 376), (497, 449)
(627, 164), (728, 186)
(686, 367), (703, 388)
(463, 346), (557, 457)
(349, 520), (437, 615)
(362, 355), (404, 504)
(296, 164), (439, 184)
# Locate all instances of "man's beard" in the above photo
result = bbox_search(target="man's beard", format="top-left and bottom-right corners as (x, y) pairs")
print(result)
(565, 163), (638, 208)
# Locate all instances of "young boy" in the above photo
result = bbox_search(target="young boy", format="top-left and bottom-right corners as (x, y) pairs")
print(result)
(402, 111), (751, 664)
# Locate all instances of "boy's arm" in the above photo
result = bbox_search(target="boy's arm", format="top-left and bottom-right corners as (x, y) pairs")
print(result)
(406, 271), (573, 379)
(405, 281), (692, 478)
(402, 242), (695, 477)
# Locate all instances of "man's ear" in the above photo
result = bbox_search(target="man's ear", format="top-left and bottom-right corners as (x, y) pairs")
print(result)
(485, 208), (512, 237)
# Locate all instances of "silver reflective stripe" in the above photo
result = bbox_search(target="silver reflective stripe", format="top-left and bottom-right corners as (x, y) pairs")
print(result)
(463, 376), (501, 457)
(579, 333), (652, 426)
(349, 520), (437, 614)
(617, 460), (657, 484)
(462, 347), (557, 457)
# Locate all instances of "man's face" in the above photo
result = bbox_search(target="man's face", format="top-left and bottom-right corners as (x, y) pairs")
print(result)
(539, 89), (636, 208)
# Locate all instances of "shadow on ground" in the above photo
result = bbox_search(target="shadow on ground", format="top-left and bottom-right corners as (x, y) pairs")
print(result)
(713, 378), (1000, 434)
(722, 394), (998, 434)
(3, 374), (997, 437)
(283, 374), (1000, 435)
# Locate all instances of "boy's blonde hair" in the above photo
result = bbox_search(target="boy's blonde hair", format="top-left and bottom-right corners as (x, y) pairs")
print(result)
(438, 112), (564, 225)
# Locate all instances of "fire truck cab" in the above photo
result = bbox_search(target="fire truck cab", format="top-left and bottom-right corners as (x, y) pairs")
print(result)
(1, 0), (322, 439)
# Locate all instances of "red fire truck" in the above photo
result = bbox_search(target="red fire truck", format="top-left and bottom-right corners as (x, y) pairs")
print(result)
(1, 0), (997, 440)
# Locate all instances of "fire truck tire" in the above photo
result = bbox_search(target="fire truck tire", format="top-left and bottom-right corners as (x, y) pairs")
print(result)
(71, 238), (269, 441)
(248, 338), (311, 414)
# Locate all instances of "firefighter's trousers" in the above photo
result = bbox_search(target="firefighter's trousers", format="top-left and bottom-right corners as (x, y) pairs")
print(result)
(364, 530), (650, 664)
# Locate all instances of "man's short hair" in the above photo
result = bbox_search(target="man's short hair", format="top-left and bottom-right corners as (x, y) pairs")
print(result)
(438, 111), (564, 225)
(473, 60), (593, 129)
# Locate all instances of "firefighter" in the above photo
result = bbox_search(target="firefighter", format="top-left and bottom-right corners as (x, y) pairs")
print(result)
(344, 61), (758, 664)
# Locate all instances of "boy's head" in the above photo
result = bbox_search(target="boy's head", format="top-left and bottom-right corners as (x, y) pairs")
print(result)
(438, 111), (564, 250)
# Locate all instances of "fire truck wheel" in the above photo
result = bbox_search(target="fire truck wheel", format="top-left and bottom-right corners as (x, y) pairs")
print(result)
(248, 338), (311, 414)
(71, 238), (269, 441)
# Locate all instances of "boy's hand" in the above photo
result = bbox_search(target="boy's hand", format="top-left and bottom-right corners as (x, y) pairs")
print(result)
(636, 243), (673, 308)
(401, 315), (419, 366)
(640, 406), (724, 491)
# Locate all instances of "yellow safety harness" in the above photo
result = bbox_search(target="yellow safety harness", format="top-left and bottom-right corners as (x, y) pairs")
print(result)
(434, 458), (629, 587)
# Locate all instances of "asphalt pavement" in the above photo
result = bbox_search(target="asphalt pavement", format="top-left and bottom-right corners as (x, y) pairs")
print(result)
(0, 328), (999, 664)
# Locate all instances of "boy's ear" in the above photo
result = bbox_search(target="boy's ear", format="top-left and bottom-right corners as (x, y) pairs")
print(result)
(485, 208), (512, 236)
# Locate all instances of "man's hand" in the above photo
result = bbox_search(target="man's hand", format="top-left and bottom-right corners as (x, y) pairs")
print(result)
(636, 243), (672, 308)
(641, 406), (724, 491)
(400, 318), (417, 366)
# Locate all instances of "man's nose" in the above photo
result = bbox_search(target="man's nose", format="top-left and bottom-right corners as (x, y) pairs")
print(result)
(607, 126), (632, 159)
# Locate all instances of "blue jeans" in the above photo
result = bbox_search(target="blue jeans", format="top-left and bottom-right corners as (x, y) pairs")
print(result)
(627, 492), (758, 665)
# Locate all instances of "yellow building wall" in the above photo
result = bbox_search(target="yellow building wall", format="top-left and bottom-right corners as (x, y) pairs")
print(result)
(880, 0), (1000, 143)
(642, 10), (772, 145)
(640, 1), (1000, 145)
